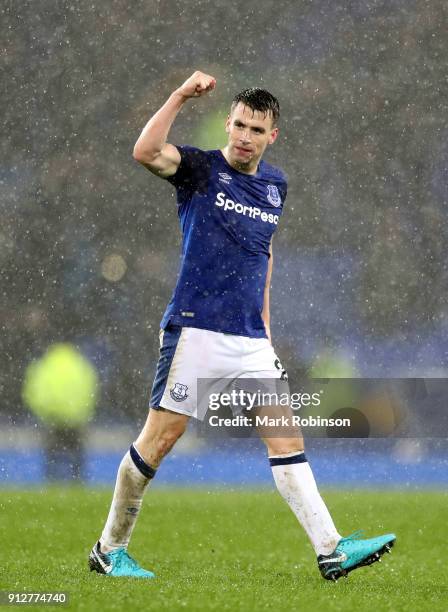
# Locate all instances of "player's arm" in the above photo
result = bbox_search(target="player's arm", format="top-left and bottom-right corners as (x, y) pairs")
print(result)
(262, 240), (273, 343)
(133, 70), (216, 178)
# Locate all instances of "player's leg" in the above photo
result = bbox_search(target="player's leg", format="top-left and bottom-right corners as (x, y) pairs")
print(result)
(259, 410), (396, 581)
(100, 408), (188, 550)
(258, 410), (342, 558)
(244, 337), (396, 581)
(89, 408), (188, 578)
(89, 324), (199, 577)
(240, 339), (343, 559)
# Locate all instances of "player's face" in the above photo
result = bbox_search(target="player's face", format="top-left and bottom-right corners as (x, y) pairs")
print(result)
(225, 103), (279, 171)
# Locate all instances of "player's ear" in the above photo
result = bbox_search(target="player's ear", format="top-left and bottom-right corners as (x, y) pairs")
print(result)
(268, 127), (279, 145)
(225, 115), (231, 133)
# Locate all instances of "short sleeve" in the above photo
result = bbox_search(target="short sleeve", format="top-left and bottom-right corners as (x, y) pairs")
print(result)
(280, 177), (288, 204)
(165, 145), (211, 193)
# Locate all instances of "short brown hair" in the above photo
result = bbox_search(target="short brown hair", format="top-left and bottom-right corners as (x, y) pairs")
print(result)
(231, 88), (280, 127)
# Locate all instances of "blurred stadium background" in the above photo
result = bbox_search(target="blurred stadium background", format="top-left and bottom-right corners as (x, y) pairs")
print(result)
(1, 0), (447, 489)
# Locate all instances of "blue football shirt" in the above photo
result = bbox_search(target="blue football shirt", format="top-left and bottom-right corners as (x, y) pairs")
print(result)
(160, 146), (287, 338)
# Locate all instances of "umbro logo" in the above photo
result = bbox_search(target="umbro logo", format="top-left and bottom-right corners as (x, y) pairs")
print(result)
(218, 172), (232, 184)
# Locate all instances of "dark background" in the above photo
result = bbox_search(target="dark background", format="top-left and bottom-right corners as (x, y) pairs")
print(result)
(2, 0), (447, 423)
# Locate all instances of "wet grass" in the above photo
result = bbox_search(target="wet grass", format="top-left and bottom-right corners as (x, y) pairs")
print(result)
(0, 487), (446, 611)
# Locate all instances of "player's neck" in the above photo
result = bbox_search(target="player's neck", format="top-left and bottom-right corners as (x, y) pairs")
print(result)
(220, 146), (259, 176)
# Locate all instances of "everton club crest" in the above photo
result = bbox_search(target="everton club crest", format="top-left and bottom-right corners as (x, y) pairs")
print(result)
(170, 383), (189, 402)
(267, 184), (281, 207)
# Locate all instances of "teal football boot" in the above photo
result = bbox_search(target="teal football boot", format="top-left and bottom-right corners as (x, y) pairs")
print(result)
(89, 541), (155, 578)
(318, 531), (396, 581)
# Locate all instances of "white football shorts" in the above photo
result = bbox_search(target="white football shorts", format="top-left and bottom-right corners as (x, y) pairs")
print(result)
(149, 324), (288, 420)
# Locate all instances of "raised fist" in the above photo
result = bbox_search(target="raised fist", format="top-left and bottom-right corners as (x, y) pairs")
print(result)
(176, 70), (216, 99)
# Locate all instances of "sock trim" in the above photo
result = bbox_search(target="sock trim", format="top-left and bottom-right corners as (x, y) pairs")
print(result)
(269, 452), (307, 467)
(129, 444), (157, 479)
(269, 450), (305, 459)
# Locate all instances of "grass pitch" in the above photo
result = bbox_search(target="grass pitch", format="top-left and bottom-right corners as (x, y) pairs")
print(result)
(0, 487), (446, 611)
